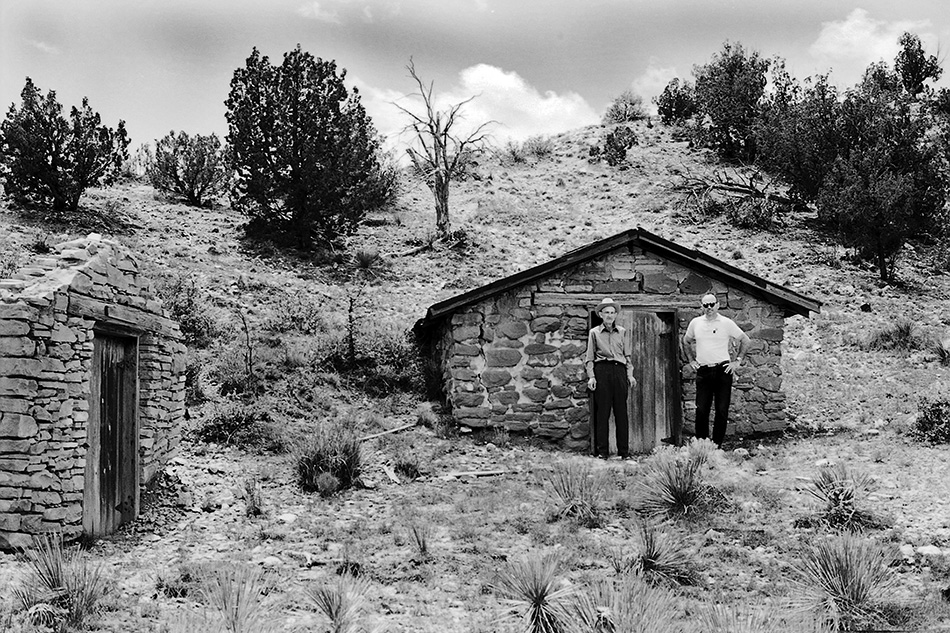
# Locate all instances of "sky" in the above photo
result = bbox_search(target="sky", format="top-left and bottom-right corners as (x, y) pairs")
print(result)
(1, 0), (948, 153)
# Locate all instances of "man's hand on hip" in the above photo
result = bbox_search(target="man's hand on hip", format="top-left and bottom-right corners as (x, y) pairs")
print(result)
(725, 360), (741, 374)
(587, 377), (596, 391)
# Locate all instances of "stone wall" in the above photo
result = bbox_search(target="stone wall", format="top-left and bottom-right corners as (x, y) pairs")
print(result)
(436, 245), (788, 450)
(0, 235), (185, 548)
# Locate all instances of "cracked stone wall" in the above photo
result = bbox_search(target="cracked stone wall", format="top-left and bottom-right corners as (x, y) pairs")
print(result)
(0, 234), (185, 548)
(434, 245), (788, 451)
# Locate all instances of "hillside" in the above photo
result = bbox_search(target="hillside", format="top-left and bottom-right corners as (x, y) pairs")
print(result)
(2, 122), (950, 631)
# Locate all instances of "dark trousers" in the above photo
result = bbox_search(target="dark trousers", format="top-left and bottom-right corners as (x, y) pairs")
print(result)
(695, 362), (733, 446)
(593, 362), (629, 457)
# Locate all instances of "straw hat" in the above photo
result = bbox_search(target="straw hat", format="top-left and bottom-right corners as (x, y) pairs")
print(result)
(595, 298), (621, 314)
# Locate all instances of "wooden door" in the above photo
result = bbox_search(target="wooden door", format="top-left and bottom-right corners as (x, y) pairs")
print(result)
(84, 332), (139, 536)
(595, 309), (681, 454)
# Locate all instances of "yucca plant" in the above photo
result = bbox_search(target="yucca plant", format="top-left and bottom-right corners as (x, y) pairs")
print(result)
(793, 534), (897, 631)
(12, 532), (108, 631)
(547, 461), (608, 527)
(407, 522), (434, 559)
(630, 521), (700, 587)
(634, 450), (709, 519)
(572, 576), (686, 633)
(308, 574), (383, 633)
(804, 464), (880, 530)
(199, 564), (277, 633)
(493, 552), (576, 633)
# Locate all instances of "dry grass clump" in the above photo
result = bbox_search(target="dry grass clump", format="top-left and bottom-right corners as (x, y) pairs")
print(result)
(294, 415), (363, 494)
(546, 461), (609, 527)
(860, 319), (925, 352)
(194, 400), (285, 453)
(11, 533), (109, 631)
(802, 464), (884, 530)
(914, 393), (950, 443)
(572, 576), (688, 633)
(793, 534), (897, 631)
(700, 602), (834, 633)
(493, 551), (576, 633)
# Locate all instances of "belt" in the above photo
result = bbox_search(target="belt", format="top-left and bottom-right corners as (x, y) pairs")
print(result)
(596, 360), (626, 366)
(700, 361), (729, 368)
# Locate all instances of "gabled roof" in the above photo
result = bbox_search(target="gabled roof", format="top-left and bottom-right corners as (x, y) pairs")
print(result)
(419, 227), (821, 327)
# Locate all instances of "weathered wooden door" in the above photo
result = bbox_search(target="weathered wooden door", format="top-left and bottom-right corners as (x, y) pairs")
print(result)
(597, 310), (681, 454)
(84, 331), (139, 536)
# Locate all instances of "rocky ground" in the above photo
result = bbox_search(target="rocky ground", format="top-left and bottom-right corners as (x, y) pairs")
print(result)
(1, 122), (950, 630)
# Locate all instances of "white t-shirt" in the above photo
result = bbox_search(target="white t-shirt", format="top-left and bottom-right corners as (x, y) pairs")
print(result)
(686, 314), (744, 365)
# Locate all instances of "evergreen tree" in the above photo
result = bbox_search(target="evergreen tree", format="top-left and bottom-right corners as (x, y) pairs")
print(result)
(653, 78), (697, 125)
(149, 131), (229, 207)
(0, 78), (129, 212)
(225, 46), (394, 249)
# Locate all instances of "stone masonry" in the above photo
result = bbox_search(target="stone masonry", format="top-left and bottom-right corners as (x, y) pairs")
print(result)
(0, 234), (185, 548)
(433, 245), (791, 451)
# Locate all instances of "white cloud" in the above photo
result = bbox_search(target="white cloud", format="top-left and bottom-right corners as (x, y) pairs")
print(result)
(809, 9), (932, 84)
(28, 40), (60, 55)
(631, 59), (679, 115)
(297, 2), (342, 23)
(357, 64), (599, 151)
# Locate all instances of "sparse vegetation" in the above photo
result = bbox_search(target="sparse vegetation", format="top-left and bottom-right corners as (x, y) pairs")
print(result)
(860, 319), (925, 352)
(602, 90), (647, 124)
(914, 393), (950, 443)
(634, 449), (713, 519)
(294, 415), (363, 493)
(802, 464), (883, 531)
(493, 552), (575, 633)
(629, 521), (700, 587)
(546, 461), (608, 527)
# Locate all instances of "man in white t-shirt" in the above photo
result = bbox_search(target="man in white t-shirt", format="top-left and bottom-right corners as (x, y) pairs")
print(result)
(682, 293), (752, 446)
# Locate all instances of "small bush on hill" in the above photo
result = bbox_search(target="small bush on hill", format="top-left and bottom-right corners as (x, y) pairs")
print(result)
(725, 197), (778, 229)
(499, 140), (528, 164)
(294, 415), (363, 493)
(156, 275), (227, 348)
(603, 126), (638, 168)
(915, 394), (950, 443)
(603, 90), (647, 124)
(0, 77), (129, 213)
(523, 135), (555, 159)
(654, 78), (697, 125)
(148, 130), (229, 207)
(325, 323), (425, 397)
(194, 400), (284, 452)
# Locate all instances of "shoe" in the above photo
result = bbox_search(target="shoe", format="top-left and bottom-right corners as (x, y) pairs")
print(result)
(618, 454), (631, 461)
(596, 454), (608, 460)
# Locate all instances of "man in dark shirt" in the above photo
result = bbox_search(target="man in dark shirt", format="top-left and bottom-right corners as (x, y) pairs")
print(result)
(585, 298), (637, 459)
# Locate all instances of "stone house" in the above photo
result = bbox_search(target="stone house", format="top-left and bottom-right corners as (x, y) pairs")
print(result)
(415, 228), (820, 453)
(0, 234), (185, 548)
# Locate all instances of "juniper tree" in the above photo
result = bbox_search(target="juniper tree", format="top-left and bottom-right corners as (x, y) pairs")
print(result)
(0, 77), (129, 212)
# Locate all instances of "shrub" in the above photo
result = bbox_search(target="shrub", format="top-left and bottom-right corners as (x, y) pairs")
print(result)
(0, 78), (129, 213)
(629, 522), (700, 587)
(930, 334), (950, 366)
(572, 576), (687, 633)
(156, 275), (226, 348)
(860, 319), (924, 352)
(803, 464), (882, 531)
(654, 78), (697, 125)
(546, 461), (608, 527)
(493, 552), (575, 633)
(194, 401), (284, 452)
(603, 126), (638, 168)
(915, 394), (950, 443)
(294, 416), (363, 493)
(499, 140), (528, 164)
(12, 533), (108, 631)
(793, 534), (897, 630)
(325, 322), (425, 397)
(225, 46), (394, 249)
(603, 90), (647, 124)
(725, 197), (778, 229)
(523, 135), (555, 160)
(148, 130), (229, 207)
(634, 450), (710, 519)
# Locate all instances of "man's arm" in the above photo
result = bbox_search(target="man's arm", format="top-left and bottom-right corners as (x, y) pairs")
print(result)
(586, 329), (597, 390)
(727, 332), (752, 374)
(682, 331), (699, 369)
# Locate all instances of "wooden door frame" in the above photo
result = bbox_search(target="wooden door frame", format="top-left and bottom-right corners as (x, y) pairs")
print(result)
(83, 323), (141, 536)
(586, 304), (683, 453)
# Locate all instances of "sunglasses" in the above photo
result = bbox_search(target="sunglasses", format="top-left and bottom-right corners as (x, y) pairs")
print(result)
(702, 302), (717, 308)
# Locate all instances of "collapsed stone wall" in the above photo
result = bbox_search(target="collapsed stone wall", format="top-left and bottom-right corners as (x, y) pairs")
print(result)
(0, 235), (185, 548)
(436, 245), (787, 450)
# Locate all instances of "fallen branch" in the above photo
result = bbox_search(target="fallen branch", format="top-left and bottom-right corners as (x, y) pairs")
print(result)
(674, 167), (796, 206)
(387, 242), (432, 258)
(358, 422), (416, 442)
(382, 464), (402, 484)
(441, 469), (508, 479)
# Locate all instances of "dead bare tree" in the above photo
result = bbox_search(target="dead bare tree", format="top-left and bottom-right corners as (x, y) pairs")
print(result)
(394, 59), (492, 237)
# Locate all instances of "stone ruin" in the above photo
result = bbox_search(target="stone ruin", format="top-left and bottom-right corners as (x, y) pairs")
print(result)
(0, 234), (185, 548)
